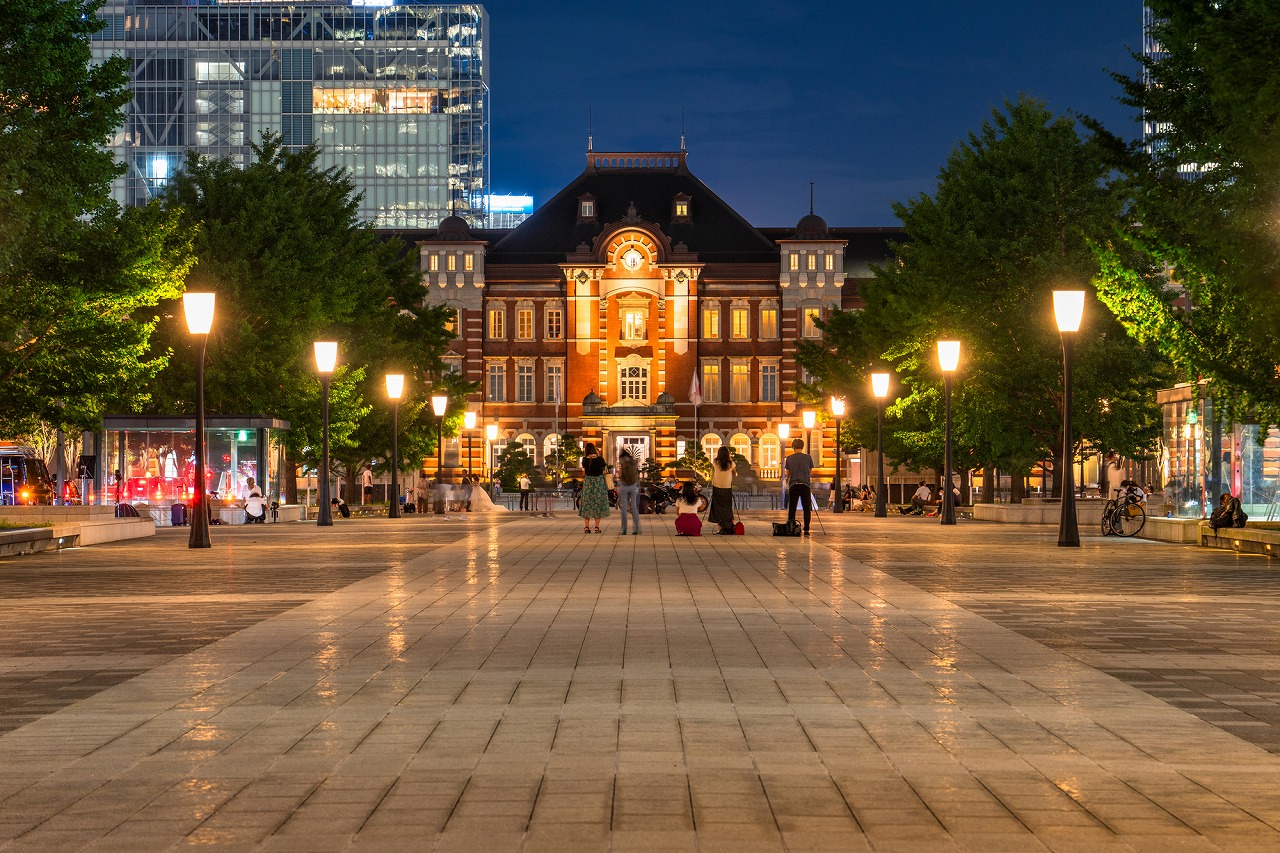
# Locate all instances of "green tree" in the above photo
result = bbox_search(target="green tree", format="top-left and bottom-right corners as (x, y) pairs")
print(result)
(1087, 1), (1280, 424)
(801, 98), (1167, 500)
(148, 134), (453, 497)
(544, 433), (582, 484)
(672, 443), (711, 481)
(0, 0), (195, 433)
(495, 441), (534, 491)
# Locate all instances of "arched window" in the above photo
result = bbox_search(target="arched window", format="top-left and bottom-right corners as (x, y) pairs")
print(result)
(617, 354), (649, 404)
(701, 433), (721, 458)
(515, 433), (537, 463)
(542, 433), (560, 463)
(759, 434), (781, 473)
(730, 433), (751, 464)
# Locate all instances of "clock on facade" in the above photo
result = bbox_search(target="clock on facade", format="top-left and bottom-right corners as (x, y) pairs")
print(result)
(621, 248), (644, 272)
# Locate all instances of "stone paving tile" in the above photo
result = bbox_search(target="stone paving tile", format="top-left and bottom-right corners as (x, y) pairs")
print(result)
(0, 514), (1277, 850)
(827, 518), (1280, 753)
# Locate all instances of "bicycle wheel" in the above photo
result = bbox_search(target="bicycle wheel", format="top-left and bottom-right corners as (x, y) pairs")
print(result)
(1111, 502), (1146, 537)
(1100, 502), (1116, 536)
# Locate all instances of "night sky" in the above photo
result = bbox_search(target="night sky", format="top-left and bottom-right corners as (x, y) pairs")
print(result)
(483, 1), (1144, 227)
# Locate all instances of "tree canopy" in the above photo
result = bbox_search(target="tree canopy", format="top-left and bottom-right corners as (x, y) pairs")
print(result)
(147, 134), (457, 493)
(0, 0), (195, 433)
(1088, 0), (1280, 424)
(800, 98), (1167, 498)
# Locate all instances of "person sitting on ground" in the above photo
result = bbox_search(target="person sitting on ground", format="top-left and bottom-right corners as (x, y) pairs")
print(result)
(903, 481), (931, 515)
(673, 481), (703, 536)
(1209, 492), (1248, 531)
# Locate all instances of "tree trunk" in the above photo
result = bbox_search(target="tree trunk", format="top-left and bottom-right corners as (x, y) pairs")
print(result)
(1010, 468), (1027, 504)
(958, 467), (970, 506)
(981, 466), (995, 503)
(1098, 452), (1112, 500)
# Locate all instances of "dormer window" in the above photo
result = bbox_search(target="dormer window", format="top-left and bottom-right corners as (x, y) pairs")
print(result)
(578, 194), (597, 223)
(672, 193), (691, 223)
(428, 254), (439, 272)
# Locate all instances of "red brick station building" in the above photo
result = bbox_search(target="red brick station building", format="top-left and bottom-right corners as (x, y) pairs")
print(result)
(409, 150), (900, 489)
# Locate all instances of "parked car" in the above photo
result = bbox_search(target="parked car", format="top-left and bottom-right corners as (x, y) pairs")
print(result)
(0, 445), (55, 506)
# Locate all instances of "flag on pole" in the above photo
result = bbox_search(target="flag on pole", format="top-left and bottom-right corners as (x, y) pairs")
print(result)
(688, 372), (703, 407)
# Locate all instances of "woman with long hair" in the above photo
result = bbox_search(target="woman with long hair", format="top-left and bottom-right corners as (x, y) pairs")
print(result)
(578, 441), (609, 532)
(615, 449), (641, 535)
(707, 445), (736, 535)
(674, 481), (703, 536)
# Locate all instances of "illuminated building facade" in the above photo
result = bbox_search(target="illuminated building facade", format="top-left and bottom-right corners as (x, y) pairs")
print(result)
(411, 150), (901, 488)
(91, 1), (489, 227)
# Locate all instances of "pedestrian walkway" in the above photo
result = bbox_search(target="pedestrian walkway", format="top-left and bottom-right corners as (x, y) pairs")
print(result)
(0, 514), (1278, 851)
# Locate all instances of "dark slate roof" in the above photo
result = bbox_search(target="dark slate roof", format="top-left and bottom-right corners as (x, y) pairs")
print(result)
(487, 153), (781, 265)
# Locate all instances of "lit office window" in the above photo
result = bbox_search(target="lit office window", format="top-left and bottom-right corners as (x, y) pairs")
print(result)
(488, 308), (505, 339)
(623, 308), (646, 341)
(730, 362), (750, 402)
(807, 254), (816, 270)
(546, 309), (563, 340)
(759, 305), (778, 339)
(825, 253), (835, 271)
(516, 308), (533, 340)
(465, 254), (474, 271)
(447, 254), (457, 271)
(803, 307), (822, 338)
(789, 253), (799, 271)
(730, 307), (749, 339)
(428, 254), (439, 272)
(702, 362), (721, 403)
(702, 306), (720, 339)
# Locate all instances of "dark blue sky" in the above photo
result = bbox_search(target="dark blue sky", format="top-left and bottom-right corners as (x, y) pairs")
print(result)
(483, 1), (1144, 227)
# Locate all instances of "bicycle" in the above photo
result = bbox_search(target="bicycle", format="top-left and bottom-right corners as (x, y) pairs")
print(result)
(1101, 488), (1147, 537)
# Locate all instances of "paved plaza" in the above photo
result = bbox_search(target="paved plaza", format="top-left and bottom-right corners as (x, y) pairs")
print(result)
(0, 513), (1278, 851)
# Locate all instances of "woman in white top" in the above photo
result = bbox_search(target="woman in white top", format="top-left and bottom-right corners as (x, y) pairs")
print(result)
(465, 478), (506, 513)
(707, 446), (736, 535)
(674, 481), (703, 536)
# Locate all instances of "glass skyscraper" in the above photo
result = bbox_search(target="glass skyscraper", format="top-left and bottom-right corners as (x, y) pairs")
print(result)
(91, 1), (489, 228)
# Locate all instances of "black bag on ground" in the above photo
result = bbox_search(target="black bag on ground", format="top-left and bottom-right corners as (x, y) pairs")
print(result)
(772, 520), (802, 537)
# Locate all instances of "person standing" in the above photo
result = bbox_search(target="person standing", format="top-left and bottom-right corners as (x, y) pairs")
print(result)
(361, 467), (374, 505)
(783, 437), (814, 535)
(578, 442), (609, 533)
(519, 472), (532, 511)
(616, 449), (641, 535)
(707, 446), (736, 535)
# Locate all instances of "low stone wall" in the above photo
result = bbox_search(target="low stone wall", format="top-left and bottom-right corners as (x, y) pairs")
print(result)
(971, 501), (1106, 527)
(1201, 525), (1280, 557)
(0, 506), (154, 552)
(1138, 517), (1203, 544)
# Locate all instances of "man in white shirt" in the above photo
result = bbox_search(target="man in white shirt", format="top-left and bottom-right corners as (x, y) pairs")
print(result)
(361, 468), (374, 505)
(908, 481), (932, 515)
(519, 473), (532, 511)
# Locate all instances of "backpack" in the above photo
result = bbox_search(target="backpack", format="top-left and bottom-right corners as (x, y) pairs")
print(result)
(772, 520), (801, 537)
(1231, 497), (1249, 528)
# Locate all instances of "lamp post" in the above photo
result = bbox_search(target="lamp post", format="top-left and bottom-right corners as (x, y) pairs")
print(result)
(937, 340), (960, 526)
(872, 373), (890, 518)
(386, 373), (404, 519)
(315, 342), (337, 526)
(183, 292), (215, 549)
(801, 409), (816, 451)
(777, 422), (790, 505)
(464, 410), (477, 477)
(485, 420), (499, 479)
(432, 394), (448, 515)
(1054, 290), (1085, 547)
(830, 397), (846, 513)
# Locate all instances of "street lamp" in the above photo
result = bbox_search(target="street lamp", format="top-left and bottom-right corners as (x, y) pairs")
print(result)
(801, 409), (816, 457)
(464, 410), (477, 477)
(937, 340), (960, 526)
(872, 372), (890, 518)
(485, 420), (499, 479)
(183, 292), (215, 549)
(1054, 290), (1085, 547)
(830, 397), (846, 513)
(432, 394), (448, 515)
(315, 341), (338, 526)
(386, 373), (404, 519)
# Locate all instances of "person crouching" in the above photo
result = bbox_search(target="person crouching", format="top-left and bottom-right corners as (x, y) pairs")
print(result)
(674, 481), (703, 536)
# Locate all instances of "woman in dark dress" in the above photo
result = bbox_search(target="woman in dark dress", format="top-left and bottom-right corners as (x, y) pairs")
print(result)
(707, 446), (736, 535)
(578, 442), (610, 532)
